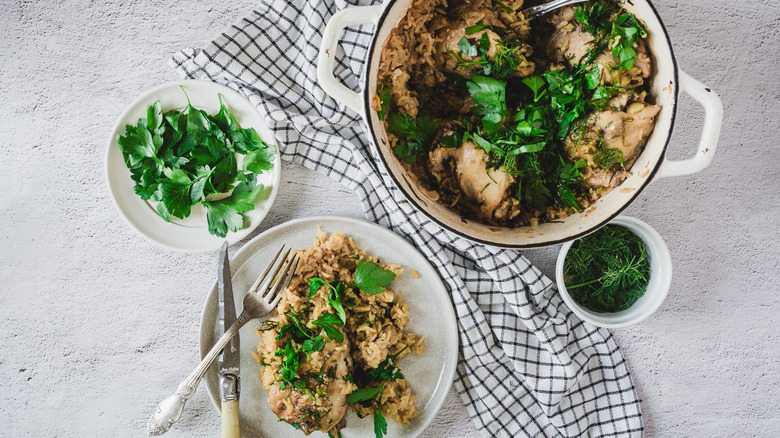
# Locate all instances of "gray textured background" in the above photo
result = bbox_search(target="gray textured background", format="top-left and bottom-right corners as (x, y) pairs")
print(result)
(1, 0), (778, 436)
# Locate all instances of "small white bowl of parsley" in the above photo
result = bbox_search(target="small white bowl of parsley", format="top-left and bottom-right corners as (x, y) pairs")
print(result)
(555, 216), (672, 328)
(105, 80), (280, 252)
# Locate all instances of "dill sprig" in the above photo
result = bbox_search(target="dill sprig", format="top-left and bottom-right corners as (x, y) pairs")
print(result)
(563, 224), (650, 313)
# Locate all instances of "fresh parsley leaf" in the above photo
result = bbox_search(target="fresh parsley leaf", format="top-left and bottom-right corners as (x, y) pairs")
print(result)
(136, 124), (161, 160)
(464, 20), (485, 35)
(242, 144), (276, 174)
(387, 113), (435, 143)
(189, 167), (213, 204)
(556, 184), (579, 209)
(366, 345), (409, 382)
(210, 153), (239, 194)
(165, 111), (186, 134)
(471, 132), (499, 155)
(374, 394), (388, 438)
(347, 386), (383, 404)
(309, 277), (330, 297)
(585, 67), (601, 90)
(186, 106), (212, 132)
(440, 132), (462, 149)
(313, 312), (343, 327)
(467, 75), (507, 127)
(392, 142), (422, 164)
(458, 37), (478, 58)
(387, 113), (437, 164)
(229, 128), (265, 154)
(212, 95), (238, 132)
(591, 86), (610, 101)
(147, 100), (164, 135)
(278, 342), (302, 384)
(310, 277), (348, 325)
(312, 313), (344, 343)
(511, 142), (546, 155)
(158, 177), (192, 220)
(203, 202), (244, 238)
(329, 296), (347, 326)
(301, 335), (326, 359)
(203, 175), (264, 238)
(345, 384), (388, 438)
(352, 260), (396, 295)
(575, 1), (647, 70)
(522, 76), (546, 101)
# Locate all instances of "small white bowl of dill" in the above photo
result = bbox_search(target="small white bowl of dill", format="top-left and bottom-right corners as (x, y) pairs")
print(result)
(555, 216), (672, 328)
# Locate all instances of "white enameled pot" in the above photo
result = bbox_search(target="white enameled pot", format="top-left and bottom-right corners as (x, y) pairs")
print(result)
(317, 0), (723, 248)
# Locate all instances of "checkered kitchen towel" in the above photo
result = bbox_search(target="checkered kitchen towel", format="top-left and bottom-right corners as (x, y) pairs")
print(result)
(171, 0), (643, 436)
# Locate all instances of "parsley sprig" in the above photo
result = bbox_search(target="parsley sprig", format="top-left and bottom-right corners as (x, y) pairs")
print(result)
(346, 345), (410, 438)
(461, 74), (588, 211)
(115, 89), (275, 237)
(387, 113), (437, 164)
(303, 260), (397, 343)
(450, 20), (528, 79)
(309, 260), (397, 301)
(274, 312), (328, 392)
(574, 0), (648, 70)
(347, 385), (388, 438)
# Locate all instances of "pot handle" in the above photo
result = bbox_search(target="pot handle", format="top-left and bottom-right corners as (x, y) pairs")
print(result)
(317, 4), (385, 114)
(653, 70), (723, 180)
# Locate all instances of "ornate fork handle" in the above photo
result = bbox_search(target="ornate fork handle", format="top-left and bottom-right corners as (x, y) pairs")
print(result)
(147, 248), (297, 436)
(147, 312), (251, 435)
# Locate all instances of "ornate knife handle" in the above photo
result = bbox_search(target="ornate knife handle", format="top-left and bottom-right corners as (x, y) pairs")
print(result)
(147, 312), (249, 435)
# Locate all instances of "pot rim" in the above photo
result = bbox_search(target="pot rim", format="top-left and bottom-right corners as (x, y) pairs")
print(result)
(362, 0), (680, 248)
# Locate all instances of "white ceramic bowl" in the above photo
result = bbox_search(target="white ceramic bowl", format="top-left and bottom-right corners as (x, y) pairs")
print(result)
(555, 216), (672, 328)
(105, 80), (281, 253)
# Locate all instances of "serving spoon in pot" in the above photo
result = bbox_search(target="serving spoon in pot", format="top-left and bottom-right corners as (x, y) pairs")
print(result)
(523, 0), (590, 20)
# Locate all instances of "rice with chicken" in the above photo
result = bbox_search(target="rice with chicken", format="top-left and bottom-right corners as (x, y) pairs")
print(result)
(376, 0), (660, 227)
(254, 231), (425, 436)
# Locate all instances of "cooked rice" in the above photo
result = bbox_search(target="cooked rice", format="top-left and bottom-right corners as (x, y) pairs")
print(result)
(255, 231), (425, 433)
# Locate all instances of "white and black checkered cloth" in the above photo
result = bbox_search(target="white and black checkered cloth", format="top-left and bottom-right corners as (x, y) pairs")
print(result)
(172, 1), (643, 436)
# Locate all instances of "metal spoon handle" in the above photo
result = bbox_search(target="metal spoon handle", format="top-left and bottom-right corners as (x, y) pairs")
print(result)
(147, 311), (250, 435)
(523, 0), (589, 20)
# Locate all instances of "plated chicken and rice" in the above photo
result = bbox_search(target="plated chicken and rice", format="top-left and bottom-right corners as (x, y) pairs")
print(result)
(254, 232), (425, 437)
(376, 0), (660, 227)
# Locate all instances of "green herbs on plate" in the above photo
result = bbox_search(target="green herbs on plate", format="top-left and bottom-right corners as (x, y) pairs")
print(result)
(115, 89), (276, 237)
(563, 224), (650, 313)
(268, 259), (401, 438)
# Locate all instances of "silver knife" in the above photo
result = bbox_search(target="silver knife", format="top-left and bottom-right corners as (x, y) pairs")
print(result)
(218, 242), (241, 438)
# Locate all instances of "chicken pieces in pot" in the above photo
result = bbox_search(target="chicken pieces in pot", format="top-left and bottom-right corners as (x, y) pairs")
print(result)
(377, 0), (661, 226)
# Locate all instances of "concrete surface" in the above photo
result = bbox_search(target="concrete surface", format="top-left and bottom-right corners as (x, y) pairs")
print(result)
(1, 0), (778, 436)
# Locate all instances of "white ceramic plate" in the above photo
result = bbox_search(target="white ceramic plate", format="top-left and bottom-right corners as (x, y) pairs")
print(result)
(199, 216), (459, 437)
(105, 80), (281, 253)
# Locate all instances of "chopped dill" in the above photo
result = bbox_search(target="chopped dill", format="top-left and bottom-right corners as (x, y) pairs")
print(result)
(563, 224), (650, 312)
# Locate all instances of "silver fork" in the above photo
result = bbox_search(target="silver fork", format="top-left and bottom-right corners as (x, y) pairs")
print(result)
(523, 0), (589, 20)
(147, 246), (299, 435)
